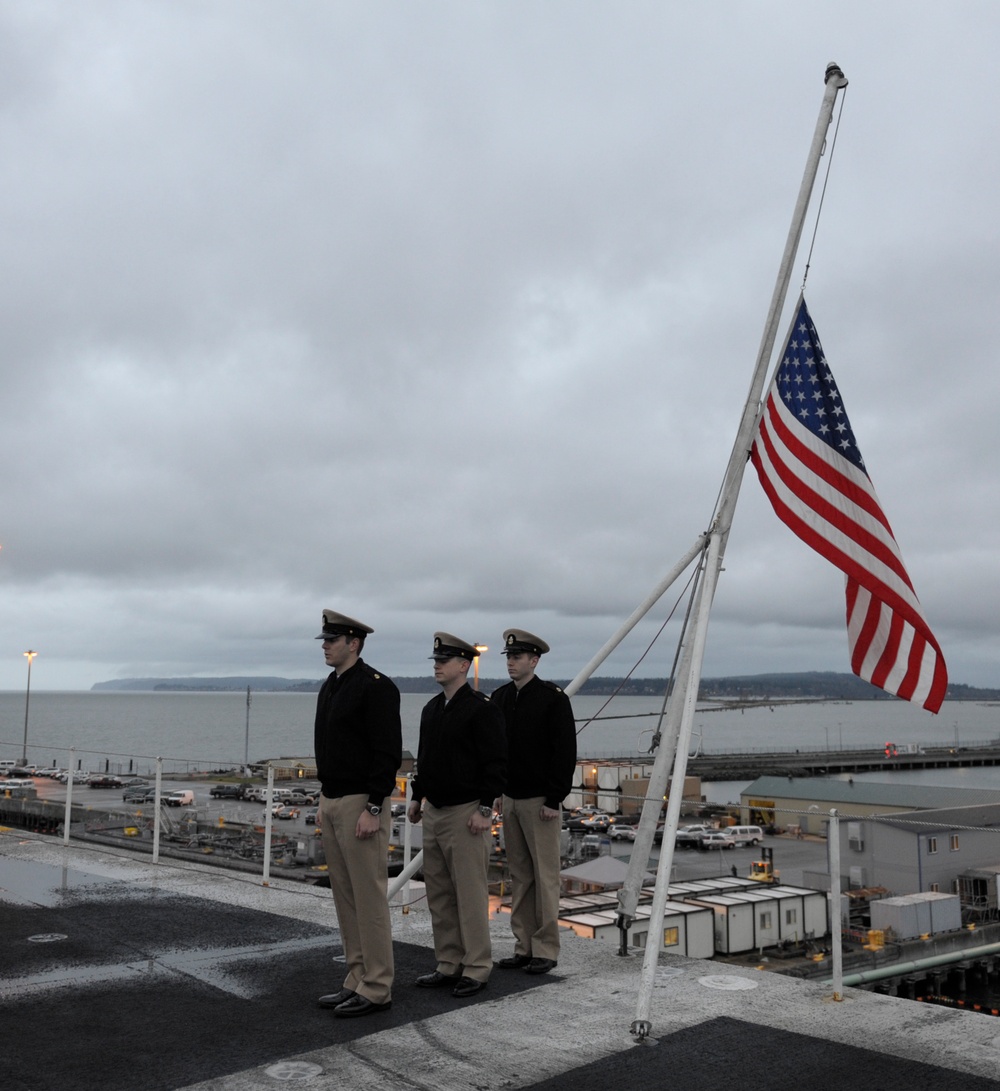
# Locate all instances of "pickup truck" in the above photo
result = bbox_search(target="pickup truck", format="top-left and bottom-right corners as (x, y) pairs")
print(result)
(209, 784), (243, 799)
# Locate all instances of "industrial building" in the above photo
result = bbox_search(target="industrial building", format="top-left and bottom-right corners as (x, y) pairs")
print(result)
(835, 802), (1000, 913)
(739, 776), (1000, 836)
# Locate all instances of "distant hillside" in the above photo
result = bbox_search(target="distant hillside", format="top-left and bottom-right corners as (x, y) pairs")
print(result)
(91, 672), (1000, 701)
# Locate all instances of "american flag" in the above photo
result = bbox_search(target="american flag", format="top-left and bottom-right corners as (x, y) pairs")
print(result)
(750, 297), (948, 713)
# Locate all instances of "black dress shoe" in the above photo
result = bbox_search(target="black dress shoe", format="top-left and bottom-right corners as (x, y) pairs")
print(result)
(415, 970), (462, 988)
(452, 976), (487, 998)
(333, 994), (391, 1018)
(317, 988), (356, 1009)
(525, 958), (557, 975)
(495, 954), (532, 969)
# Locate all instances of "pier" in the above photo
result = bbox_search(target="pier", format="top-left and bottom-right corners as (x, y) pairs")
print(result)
(685, 741), (1000, 781)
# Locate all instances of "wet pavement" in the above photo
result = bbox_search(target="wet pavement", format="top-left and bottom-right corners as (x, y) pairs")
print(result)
(2, 827), (1000, 1091)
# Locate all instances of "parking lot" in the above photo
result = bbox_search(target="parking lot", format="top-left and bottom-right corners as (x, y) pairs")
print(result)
(12, 773), (321, 833)
(6, 773), (828, 886)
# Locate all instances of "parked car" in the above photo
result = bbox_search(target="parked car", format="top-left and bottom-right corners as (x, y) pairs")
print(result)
(609, 825), (638, 841)
(580, 833), (603, 856)
(165, 790), (195, 807)
(286, 790), (317, 806)
(675, 824), (714, 848)
(209, 784), (243, 799)
(304, 808), (318, 825)
(698, 831), (736, 851)
(580, 814), (612, 831)
(89, 775), (123, 789)
(123, 786), (157, 804)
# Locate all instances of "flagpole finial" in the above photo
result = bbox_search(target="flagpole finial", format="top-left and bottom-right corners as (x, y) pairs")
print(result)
(825, 62), (848, 88)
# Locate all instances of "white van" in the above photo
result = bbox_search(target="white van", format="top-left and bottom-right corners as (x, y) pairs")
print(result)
(727, 825), (764, 846)
(165, 790), (195, 807)
(1, 778), (36, 792)
(0, 760), (17, 773)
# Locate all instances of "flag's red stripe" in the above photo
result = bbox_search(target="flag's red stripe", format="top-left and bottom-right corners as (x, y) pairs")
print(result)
(848, 585), (882, 677)
(869, 607), (905, 692)
(753, 440), (940, 648)
(752, 426), (947, 713)
(766, 396), (894, 536)
(757, 403), (916, 595)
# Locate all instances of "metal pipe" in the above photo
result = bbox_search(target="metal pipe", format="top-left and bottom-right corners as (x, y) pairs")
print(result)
(831, 941), (1000, 988)
(262, 766), (275, 885)
(632, 532), (724, 1039)
(62, 747), (75, 845)
(828, 809), (843, 998)
(564, 535), (707, 699)
(387, 845), (425, 898)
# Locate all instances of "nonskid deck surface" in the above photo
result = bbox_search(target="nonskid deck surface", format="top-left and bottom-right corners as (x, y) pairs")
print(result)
(2, 834), (998, 1091)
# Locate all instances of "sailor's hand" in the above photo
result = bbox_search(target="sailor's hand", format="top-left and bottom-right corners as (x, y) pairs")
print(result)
(356, 808), (380, 840)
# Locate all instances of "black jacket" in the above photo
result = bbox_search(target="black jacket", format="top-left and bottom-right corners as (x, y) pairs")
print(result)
(491, 675), (576, 809)
(412, 683), (507, 808)
(314, 659), (402, 805)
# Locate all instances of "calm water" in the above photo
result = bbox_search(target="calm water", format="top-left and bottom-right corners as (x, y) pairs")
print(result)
(1, 690), (998, 802)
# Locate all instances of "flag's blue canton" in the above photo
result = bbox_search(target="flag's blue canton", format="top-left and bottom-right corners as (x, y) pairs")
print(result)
(775, 301), (865, 473)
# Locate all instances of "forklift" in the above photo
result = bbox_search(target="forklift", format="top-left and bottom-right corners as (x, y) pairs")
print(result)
(749, 846), (779, 884)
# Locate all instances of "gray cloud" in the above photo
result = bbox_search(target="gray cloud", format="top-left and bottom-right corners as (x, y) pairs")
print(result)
(1, 2), (997, 702)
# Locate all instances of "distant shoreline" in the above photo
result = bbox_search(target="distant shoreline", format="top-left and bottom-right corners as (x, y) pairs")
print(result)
(89, 671), (1000, 702)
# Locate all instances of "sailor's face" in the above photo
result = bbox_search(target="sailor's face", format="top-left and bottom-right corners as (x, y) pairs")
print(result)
(323, 635), (354, 670)
(505, 652), (538, 685)
(433, 656), (466, 687)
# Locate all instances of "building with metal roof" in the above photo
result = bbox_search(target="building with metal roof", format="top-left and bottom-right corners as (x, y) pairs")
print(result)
(834, 802), (1000, 912)
(739, 776), (1000, 835)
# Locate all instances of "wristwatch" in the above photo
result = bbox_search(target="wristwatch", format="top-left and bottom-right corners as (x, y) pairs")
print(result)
(365, 803), (381, 816)
(478, 805), (493, 818)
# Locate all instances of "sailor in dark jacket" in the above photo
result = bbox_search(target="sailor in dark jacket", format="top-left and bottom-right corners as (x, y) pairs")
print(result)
(491, 629), (576, 975)
(409, 632), (506, 998)
(313, 610), (402, 1018)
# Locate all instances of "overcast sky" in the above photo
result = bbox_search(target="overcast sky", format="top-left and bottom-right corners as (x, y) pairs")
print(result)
(1, 2), (997, 699)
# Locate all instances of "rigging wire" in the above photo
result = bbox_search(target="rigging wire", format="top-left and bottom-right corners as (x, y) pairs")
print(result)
(800, 85), (848, 293)
(574, 549), (704, 743)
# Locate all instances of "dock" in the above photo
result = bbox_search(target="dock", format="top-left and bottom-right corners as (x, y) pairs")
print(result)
(686, 743), (1000, 781)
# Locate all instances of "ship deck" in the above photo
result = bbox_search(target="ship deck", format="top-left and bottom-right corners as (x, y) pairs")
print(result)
(2, 828), (999, 1091)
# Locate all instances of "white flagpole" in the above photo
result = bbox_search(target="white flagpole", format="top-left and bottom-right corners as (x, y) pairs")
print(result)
(390, 63), (850, 948)
(627, 63), (848, 1042)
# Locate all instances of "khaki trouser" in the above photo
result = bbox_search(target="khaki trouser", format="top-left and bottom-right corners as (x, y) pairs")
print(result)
(319, 793), (394, 1003)
(502, 795), (562, 961)
(422, 801), (492, 981)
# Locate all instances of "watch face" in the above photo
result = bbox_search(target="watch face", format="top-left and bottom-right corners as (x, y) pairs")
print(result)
(367, 805), (381, 815)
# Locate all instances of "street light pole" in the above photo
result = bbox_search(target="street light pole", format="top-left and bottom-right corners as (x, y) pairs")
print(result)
(473, 644), (488, 691)
(21, 650), (37, 765)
